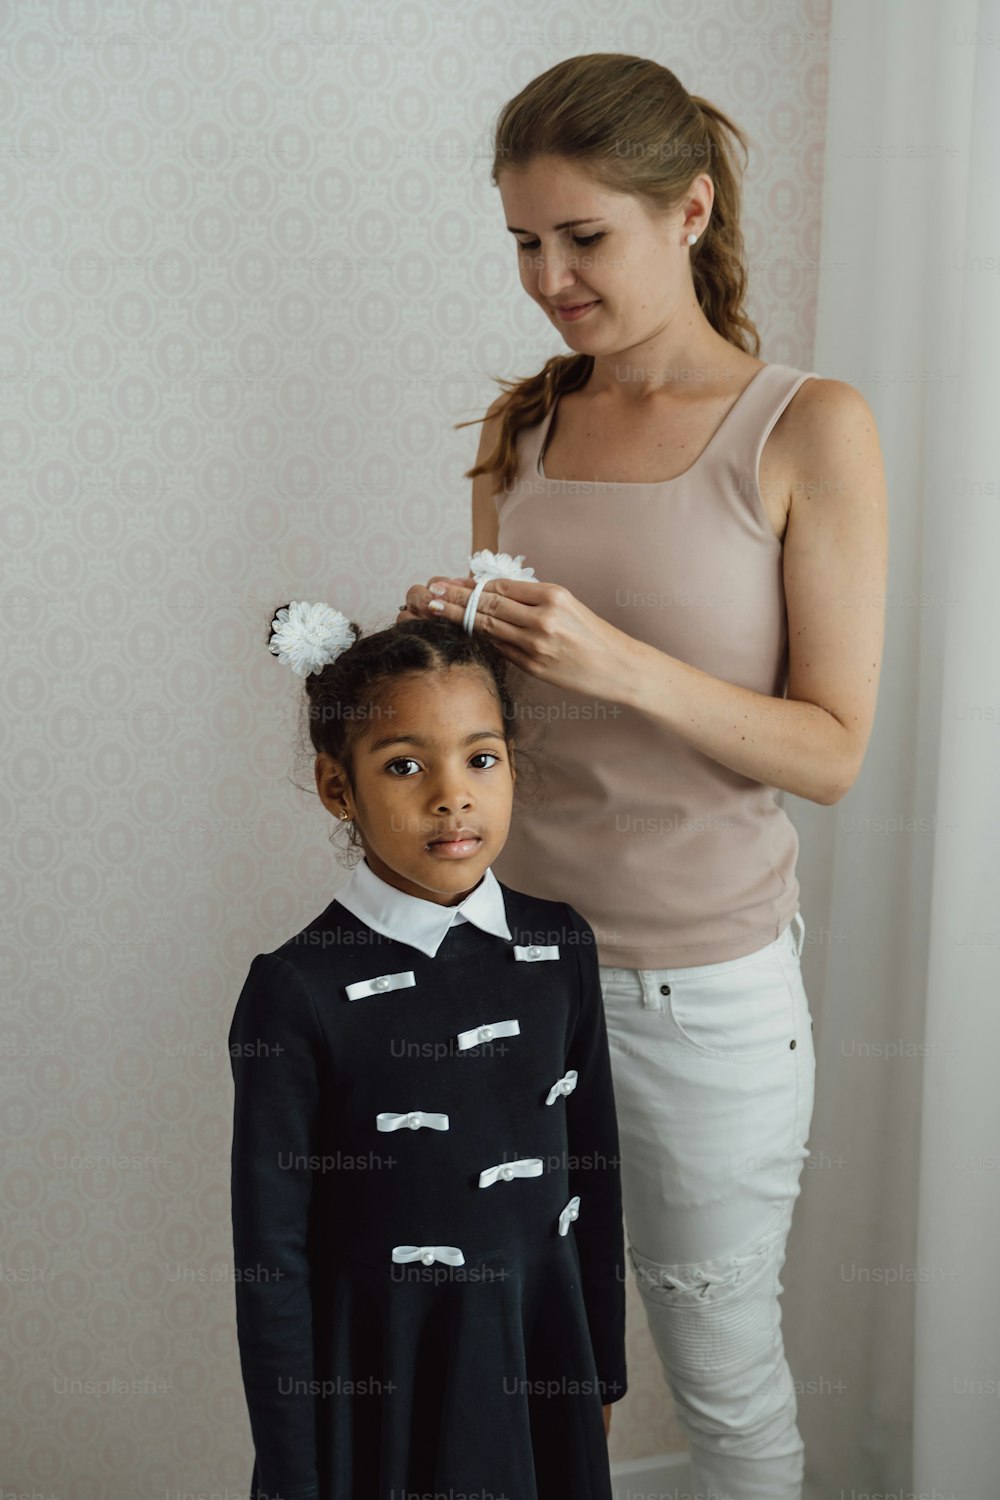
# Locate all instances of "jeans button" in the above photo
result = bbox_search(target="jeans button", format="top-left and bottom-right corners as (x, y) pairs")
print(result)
(659, 983), (671, 995)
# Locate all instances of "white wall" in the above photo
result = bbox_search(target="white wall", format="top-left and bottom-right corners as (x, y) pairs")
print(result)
(1, 0), (829, 1488)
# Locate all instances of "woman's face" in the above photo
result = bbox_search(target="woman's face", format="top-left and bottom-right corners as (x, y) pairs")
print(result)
(499, 154), (712, 353)
(316, 666), (516, 907)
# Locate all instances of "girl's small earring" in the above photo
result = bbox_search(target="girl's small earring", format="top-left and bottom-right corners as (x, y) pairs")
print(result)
(339, 809), (351, 821)
(686, 233), (698, 245)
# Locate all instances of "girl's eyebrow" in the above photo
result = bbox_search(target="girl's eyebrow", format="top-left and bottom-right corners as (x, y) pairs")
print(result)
(366, 730), (505, 754)
(506, 217), (605, 234)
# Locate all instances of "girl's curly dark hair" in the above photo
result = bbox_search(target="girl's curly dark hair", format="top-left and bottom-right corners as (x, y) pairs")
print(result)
(267, 610), (538, 864)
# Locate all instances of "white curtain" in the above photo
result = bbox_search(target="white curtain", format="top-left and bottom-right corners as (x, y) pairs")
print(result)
(781, 1), (1000, 1494)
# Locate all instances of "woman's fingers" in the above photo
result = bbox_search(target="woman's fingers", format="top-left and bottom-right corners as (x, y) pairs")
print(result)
(395, 575), (545, 675)
(421, 576), (549, 635)
(398, 575), (456, 617)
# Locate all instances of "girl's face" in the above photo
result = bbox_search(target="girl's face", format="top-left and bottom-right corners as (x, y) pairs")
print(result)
(316, 666), (516, 907)
(499, 153), (712, 353)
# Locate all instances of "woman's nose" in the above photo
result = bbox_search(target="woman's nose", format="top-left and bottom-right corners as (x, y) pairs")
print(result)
(538, 268), (579, 298)
(532, 251), (579, 298)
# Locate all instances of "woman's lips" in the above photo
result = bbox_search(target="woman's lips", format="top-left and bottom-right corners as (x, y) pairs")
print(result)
(554, 300), (600, 321)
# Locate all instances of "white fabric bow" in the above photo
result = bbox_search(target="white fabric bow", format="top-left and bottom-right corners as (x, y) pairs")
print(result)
(268, 601), (356, 677)
(545, 1070), (579, 1106)
(558, 1195), (582, 1236)
(392, 1244), (466, 1267)
(456, 1017), (521, 1052)
(478, 1156), (544, 1189)
(345, 969), (416, 1002)
(462, 549), (536, 636)
(513, 943), (560, 962)
(376, 1110), (450, 1132)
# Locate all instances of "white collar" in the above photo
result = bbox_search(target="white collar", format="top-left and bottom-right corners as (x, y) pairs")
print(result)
(333, 857), (512, 959)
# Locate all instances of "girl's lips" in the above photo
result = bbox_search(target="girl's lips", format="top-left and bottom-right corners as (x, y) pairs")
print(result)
(425, 837), (482, 859)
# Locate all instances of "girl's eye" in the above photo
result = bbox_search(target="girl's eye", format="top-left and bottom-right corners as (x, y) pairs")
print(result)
(385, 752), (501, 776)
(517, 232), (604, 251)
(386, 758), (421, 776)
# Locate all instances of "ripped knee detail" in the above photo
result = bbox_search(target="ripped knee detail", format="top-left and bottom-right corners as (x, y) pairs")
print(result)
(627, 1229), (793, 1381)
(627, 1225), (788, 1306)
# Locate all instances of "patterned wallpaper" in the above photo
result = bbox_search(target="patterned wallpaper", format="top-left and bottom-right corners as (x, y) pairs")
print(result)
(0, 0), (829, 1490)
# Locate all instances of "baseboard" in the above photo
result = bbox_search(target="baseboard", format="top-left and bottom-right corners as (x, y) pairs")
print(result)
(610, 1452), (691, 1498)
(610, 1454), (824, 1500)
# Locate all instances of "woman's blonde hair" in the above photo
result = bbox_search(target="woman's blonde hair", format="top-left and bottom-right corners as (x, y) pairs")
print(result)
(456, 53), (760, 494)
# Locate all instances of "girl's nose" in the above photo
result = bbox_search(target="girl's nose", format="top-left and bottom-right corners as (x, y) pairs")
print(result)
(430, 782), (474, 811)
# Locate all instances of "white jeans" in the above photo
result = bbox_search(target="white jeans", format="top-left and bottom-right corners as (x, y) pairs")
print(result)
(599, 911), (815, 1500)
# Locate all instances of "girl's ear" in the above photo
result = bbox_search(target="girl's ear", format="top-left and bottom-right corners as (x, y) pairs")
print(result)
(315, 753), (352, 816)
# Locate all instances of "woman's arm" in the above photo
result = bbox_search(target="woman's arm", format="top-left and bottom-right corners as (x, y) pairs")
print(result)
(470, 393), (507, 554)
(397, 395), (502, 618)
(407, 380), (888, 807)
(621, 380), (888, 804)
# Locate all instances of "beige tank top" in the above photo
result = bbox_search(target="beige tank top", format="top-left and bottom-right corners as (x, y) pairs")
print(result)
(491, 362), (819, 969)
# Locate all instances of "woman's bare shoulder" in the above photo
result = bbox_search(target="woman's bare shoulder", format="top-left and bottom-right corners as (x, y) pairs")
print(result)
(485, 390), (513, 421)
(778, 377), (881, 475)
(787, 376), (877, 429)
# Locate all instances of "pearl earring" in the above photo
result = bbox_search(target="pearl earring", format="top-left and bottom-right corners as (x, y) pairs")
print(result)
(686, 233), (698, 245)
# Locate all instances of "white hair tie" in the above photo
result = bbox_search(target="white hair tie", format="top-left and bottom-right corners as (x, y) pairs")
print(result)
(268, 601), (357, 677)
(462, 549), (536, 636)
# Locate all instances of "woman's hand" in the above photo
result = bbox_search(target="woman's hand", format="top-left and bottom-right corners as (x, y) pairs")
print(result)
(395, 577), (459, 623)
(400, 574), (637, 706)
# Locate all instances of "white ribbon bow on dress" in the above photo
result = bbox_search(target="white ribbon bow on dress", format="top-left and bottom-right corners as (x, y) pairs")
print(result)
(376, 1111), (450, 1132)
(345, 969), (416, 1002)
(513, 943), (560, 962)
(545, 1070), (578, 1105)
(558, 1196), (582, 1236)
(392, 1244), (466, 1267)
(479, 1156), (544, 1189)
(456, 1017), (521, 1052)
(462, 550), (536, 636)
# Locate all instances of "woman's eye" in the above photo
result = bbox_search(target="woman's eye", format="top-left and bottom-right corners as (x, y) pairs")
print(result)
(517, 232), (604, 251)
(470, 752), (500, 769)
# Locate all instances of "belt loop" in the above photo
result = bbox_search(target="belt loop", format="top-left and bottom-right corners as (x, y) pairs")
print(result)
(792, 910), (806, 960)
(638, 972), (662, 1010)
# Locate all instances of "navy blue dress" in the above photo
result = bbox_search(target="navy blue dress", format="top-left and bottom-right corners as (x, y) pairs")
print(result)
(228, 881), (627, 1499)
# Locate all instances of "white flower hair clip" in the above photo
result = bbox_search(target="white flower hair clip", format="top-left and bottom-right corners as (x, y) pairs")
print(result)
(462, 549), (536, 636)
(268, 601), (357, 677)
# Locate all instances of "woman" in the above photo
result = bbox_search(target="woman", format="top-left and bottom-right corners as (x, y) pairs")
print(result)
(400, 54), (887, 1500)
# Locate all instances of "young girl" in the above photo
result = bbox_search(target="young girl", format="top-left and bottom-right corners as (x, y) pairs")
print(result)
(228, 597), (628, 1500)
